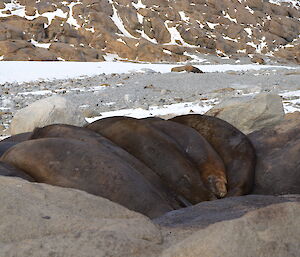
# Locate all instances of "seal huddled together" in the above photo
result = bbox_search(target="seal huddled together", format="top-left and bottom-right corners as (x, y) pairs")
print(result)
(0, 114), (256, 218)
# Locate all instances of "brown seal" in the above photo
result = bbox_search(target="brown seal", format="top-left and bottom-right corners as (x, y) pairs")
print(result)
(0, 142), (19, 158)
(0, 132), (32, 143)
(0, 137), (176, 218)
(86, 117), (216, 204)
(0, 161), (34, 181)
(142, 117), (227, 198)
(30, 123), (182, 209)
(170, 114), (256, 196)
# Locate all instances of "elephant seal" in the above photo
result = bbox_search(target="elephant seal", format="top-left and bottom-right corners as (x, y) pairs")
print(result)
(0, 137), (176, 218)
(0, 132), (32, 143)
(170, 114), (256, 196)
(30, 124), (182, 209)
(0, 142), (19, 157)
(0, 161), (34, 181)
(86, 117), (216, 204)
(142, 117), (227, 198)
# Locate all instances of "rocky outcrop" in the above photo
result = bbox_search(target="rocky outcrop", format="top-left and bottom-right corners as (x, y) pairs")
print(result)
(10, 96), (86, 134)
(0, 176), (162, 257)
(249, 112), (300, 195)
(1, 177), (299, 257)
(206, 93), (285, 134)
(171, 65), (204, 73)
(157, 195), (300, 257)
(0, 0), (299, 62)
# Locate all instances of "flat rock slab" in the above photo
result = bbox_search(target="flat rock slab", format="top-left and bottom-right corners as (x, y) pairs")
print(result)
(155, 195), (300, 257)
(154, 195), (299, 229)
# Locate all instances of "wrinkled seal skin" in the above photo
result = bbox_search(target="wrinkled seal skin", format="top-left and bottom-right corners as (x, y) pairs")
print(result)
(30, 124), (182, 209)
(142, 117), (227, 198)
(0, 161), (35, 181)
(86, 117), (216, 204)
(170, 114), (256, 196)
(0, 138), (175, 218)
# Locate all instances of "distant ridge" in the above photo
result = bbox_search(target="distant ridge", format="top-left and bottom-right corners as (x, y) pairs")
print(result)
(0, 0), (299, 63)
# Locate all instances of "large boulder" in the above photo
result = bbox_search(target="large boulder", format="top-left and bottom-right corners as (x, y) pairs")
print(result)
(10, 96), (86, 135)
(249, 112), (300, 195)
(0, 176), (162, 257)
(206, 93), (284, 134)
(156, 195), (300, 257)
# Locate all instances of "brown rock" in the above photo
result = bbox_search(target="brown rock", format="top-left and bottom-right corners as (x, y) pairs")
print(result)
(171, 65), (204, 73)
(49, 43), (104, 61)
(249, 112), (300, 195)
(251, 55), (265, 64)
(25, 6), (37, 16)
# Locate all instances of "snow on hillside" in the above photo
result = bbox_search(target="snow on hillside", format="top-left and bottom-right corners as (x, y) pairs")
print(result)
(0, 0), (299, 62)
(0, 61), (296, 84)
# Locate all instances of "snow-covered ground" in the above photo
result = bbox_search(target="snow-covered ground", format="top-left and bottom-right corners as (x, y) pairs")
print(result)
(0, 61), (297, 84)
(0, 61), (300, 138)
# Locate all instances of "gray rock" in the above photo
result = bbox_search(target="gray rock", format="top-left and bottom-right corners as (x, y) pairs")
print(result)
(0, 176), (162, 257)
(10, 96), (86, 135)
(156, 195), (300, 257)
(249, 112), (300, 195)
(206, 93), (284, 134)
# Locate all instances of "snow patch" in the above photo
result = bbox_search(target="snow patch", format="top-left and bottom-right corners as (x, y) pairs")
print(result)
(179, 11), (190, 22)
(30, 39), (51, 49)
(86, 100), (218, 123)
(223, 12), (237, 23)
(66, 2), (81, 29)
(206, 22), (219, 29)
(245, 6), (254, 14)
(0, 61), (296, 84)
(132, 0), (146, 9)
(244, 28), (253, 37)
(108, 0), (136, 39)
(164, 22), (198, 47)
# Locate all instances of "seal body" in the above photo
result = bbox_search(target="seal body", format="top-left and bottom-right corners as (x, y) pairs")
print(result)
(0, 161), (34, 181)
(86, 117), (216, 204)
(0, 132), (32, 143)
(30, 124), (182, 209)
(171, 114), (256, 196)
(0, 142), (19, 158)
(142, 117), (227, 198)
(1, 137), (175, 218)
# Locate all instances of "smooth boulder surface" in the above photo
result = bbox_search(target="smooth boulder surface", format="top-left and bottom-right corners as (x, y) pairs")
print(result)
(206, 93), (284, 134)
(0, 177), (162, 257)
(249, 112), (300, 195)
(156, 195), (300, 257)
(10, 96), (86, 135)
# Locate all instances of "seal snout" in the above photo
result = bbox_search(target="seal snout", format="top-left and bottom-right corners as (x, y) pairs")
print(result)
(207, 175), (227, 199)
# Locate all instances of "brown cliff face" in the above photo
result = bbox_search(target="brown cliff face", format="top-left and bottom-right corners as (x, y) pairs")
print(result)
(0, 0), (299, 62)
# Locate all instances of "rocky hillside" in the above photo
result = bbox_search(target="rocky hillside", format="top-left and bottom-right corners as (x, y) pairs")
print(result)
(0, 0), (299, 63)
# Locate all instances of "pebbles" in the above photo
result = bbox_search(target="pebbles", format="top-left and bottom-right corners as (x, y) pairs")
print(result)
(1, 67), (300, 136)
